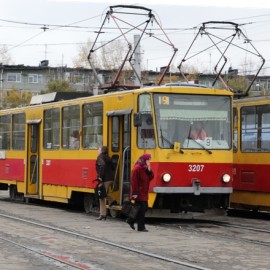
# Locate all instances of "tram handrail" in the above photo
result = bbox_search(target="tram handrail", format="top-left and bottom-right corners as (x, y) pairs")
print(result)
(120, 146), (130, 205)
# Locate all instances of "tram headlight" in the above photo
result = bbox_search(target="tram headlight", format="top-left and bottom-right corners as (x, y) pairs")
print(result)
(222, 174), (231, 183)
(162, 173), (171, 183)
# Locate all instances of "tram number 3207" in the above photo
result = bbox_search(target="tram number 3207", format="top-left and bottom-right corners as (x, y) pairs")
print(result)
(188, 164), (205, 172)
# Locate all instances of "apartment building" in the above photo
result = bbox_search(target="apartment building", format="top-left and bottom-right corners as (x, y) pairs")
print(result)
(1, 61), (269, 97)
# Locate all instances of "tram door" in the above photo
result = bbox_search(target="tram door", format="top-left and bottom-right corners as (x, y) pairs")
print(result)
(107, 110), (132, 204)
(26, 120), (41, 196)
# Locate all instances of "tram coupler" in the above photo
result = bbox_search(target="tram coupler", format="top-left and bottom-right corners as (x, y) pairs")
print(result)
(192, 179), (201, 195)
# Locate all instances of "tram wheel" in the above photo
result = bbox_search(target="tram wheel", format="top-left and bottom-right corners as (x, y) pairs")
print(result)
(109, 208), (120, 218)
(84, 193), (99, 214)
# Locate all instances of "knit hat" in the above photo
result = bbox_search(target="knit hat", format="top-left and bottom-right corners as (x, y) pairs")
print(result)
(140, 153), (151, 161)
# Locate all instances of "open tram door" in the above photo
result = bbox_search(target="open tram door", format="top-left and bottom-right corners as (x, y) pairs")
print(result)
(25, 119), (41, 199)
(106, 109), (132, 217)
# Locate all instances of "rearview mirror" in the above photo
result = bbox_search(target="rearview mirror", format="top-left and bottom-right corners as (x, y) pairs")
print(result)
(134, 113), (142, 127)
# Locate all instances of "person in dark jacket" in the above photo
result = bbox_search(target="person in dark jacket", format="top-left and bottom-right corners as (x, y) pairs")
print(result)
(95, 146), (115, 220)
(127, 153), (154, 232)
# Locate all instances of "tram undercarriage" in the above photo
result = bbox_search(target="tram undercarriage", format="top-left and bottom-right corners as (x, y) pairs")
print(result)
(152, 193), (229, 213)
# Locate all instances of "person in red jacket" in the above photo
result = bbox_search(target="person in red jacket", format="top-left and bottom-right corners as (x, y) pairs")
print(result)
(127, 153), (154, 232)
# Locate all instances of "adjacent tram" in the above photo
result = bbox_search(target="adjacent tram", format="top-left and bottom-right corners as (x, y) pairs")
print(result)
(0, 85), (233, 217)
(230, 96), (270, 212)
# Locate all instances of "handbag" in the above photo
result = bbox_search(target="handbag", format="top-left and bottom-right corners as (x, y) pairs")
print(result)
(122, 201), (140, 220)
(128, 203), (140, 220)
(121, 202), (133, 216)
(95, 183), (107, 199)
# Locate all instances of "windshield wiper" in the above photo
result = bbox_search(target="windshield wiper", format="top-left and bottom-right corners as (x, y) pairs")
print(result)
(187, 137), (212, 154)
(160, 126), (174, 148)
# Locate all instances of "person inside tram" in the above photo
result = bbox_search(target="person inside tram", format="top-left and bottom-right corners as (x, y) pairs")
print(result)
(189, 121), (207, 140)
(69, 130), (80, 149)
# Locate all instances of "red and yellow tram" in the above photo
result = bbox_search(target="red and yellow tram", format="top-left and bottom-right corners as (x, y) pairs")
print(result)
(231, 96), (270, 212)
(0, 85), (233, 217)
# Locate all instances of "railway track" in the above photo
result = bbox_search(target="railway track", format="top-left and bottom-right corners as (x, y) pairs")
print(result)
(0, 212), (212, 270)
(156, 218), (270, 247)
(0, 235), (92, 270)
(0, 193), (270, 270)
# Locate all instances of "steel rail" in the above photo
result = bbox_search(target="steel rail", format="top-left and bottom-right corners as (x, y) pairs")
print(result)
(0, 212), (212, 270)
(0, 236), (92, 270)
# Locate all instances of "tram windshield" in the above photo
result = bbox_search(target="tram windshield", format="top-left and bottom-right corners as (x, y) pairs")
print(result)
(153, 94), (231, 150)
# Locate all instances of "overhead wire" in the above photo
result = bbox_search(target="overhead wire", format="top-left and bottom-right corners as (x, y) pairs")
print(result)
(1, 10), (270, 68)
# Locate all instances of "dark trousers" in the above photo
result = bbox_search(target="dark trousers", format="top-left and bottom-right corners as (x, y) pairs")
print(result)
(135, 201), (148, 231)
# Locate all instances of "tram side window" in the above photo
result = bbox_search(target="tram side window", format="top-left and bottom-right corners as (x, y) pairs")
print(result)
(62, 105), (80, 149)
(137, 94), (156, 149)
(12, 113), (25, 150)
(241, 105), (270, 152)
(233, 107), (238, 152)
(124, 114), (131, 148)
(43, 108), (60, 149)
(0, 115), (11, 150)
(260, 106), (270, 151)
(82, 102), (103, 149)
(109, 115), (131, 152)
(241, 106), (258, 152)
(112, 117), (119, 152)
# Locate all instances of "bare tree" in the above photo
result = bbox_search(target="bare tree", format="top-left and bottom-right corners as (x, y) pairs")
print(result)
(0, 45), (12, 64)
(73, 38), (131, 70)
(73, 39), (94, 68)
(100, 40), (130, 70)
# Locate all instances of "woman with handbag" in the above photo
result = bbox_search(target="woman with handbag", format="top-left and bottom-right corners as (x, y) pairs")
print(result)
(127, 153), (154, 232)
(95, 146), (115, 220)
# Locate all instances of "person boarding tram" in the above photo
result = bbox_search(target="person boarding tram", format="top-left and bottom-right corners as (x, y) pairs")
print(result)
(95, 146), (115, 220)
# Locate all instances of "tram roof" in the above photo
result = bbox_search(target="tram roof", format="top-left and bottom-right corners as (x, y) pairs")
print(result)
(30, 92), (92, 105)
(234, 95), (270, 104)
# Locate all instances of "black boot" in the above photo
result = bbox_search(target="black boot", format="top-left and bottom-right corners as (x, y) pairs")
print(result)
(126, 218), (135, 230)
(96, 215), (106, 220)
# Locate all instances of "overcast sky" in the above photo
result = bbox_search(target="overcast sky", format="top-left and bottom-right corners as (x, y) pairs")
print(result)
(2, 0), (270, 75)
